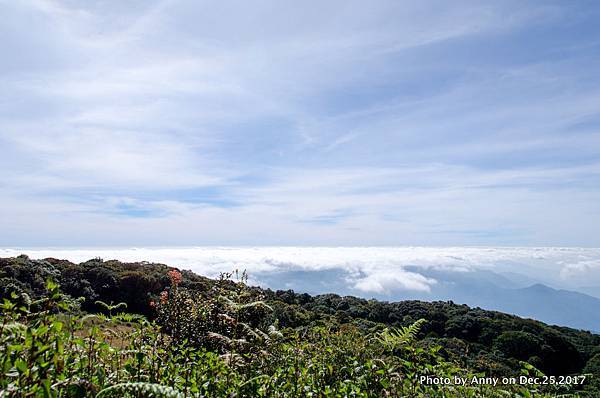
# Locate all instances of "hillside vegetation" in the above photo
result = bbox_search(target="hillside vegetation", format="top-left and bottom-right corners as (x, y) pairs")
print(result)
(1, 255), (599, 397)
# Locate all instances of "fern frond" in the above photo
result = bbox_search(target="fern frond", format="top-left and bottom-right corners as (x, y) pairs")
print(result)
(218, 296), (272, 312)
(96, 314), (111, 322)
(95, 301), (128, 312)
(218, 295), (239, 310)
(95, 300), (111, 311)
(401, 318), (426, 340)
(238, 322), (262, 341)
(111, 302), (128, 311)
(112, 312), (146, 323)
(377, 318), (427, 351)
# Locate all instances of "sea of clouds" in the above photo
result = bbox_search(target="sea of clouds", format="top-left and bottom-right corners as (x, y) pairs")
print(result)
(2, 247), (600, 298)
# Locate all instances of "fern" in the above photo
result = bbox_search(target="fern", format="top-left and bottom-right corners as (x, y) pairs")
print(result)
(112, 312), (146, 323)
(238, 321), (262, 341)
(218, 296), (272, 312)
(96, 382), (183, 398)
(377, 318), (427, 351)
(95, 301), (127, 312)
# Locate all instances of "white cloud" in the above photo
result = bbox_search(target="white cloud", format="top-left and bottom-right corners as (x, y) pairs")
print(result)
(3, 247), (600, 294)
(353, 270), (437, 294)
(559, 260), (600, 280)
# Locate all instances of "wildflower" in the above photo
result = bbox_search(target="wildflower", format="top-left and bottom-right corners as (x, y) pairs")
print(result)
(167, 269), (182, 286)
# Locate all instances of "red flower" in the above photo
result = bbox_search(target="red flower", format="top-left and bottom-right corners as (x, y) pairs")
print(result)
(167, 269), (182, 286)
(149, 300), (156, 308)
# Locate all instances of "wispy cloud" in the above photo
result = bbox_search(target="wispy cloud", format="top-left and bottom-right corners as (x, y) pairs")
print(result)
(1, 0), (600, 246)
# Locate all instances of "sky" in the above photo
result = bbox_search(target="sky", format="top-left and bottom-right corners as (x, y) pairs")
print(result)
(1, 0), (600, 247)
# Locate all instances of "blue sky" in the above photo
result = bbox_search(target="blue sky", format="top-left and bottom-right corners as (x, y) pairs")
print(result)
(1, 0), (600, 246)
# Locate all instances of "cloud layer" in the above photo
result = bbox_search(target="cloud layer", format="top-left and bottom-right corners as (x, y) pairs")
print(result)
(3, 247), (600, 297)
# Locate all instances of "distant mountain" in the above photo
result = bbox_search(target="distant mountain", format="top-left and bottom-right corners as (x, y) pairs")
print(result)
(400, 268), (600, 332)
(254, 265), (600, 332)
(497, 271), (545, 288)
(503, 284), (600, 332)
(577, 285), (600, 299)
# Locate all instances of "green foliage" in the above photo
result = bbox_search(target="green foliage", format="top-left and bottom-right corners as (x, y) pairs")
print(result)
(95, 300), (128, 318)
(494, 331), (544, 360)
(378, 318), (427, 352)
(96, 382), (184, 398)
(155, 270), (278, 355)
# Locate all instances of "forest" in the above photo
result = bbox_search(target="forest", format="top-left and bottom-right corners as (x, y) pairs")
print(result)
(1, 255), (599, 397)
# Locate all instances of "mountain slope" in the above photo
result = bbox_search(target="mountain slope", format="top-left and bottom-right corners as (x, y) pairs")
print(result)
(399, 268), (600, 332)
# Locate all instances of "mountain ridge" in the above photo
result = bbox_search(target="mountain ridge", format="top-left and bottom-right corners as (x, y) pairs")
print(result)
(393, 267), (600, 332)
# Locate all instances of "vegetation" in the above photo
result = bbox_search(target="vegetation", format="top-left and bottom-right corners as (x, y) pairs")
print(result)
(1, 255), (599, 397)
